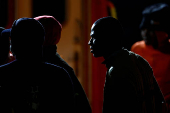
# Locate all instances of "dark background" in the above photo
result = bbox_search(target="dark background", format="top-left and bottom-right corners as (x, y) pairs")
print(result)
(0, 0), (66, 28)
(33, 0), (66, 24)
(0, 0), (8, 27)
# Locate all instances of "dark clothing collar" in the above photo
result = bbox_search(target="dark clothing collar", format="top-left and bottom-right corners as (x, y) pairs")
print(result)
(102, 47), (127, 68)
(43, 45), (57, 57)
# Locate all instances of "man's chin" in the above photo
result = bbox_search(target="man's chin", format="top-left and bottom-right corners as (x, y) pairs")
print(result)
(93, 53), (102, 58)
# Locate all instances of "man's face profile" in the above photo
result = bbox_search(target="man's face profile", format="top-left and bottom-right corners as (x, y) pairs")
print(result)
(88, 23), (104, 57)
(88, 17), (123, 58)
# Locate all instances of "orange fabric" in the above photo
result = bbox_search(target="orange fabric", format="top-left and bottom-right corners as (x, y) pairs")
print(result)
(131, 40), (170, 110)
(155, 31), (170, 54)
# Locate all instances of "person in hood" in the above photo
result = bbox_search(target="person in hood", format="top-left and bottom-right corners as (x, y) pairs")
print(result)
(131, 3), (170, 110)
(88, 16), (167, 113)
(0, 18), (75, 113)
(34, 15), (91, 113)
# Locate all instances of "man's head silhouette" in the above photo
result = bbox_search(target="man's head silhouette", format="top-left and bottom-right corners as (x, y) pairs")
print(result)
(88, 16), (124, 58)
(10, 18), (45, 60)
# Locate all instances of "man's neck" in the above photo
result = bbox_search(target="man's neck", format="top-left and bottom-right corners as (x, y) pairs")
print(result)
(43, 45), (57, 57)
(103, 48), (122, 60)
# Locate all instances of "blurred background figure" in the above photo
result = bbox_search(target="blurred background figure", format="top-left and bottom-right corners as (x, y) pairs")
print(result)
(131, 3), (170, 111)
(0, 27), (15, 65)
(34, 15), (91, 113)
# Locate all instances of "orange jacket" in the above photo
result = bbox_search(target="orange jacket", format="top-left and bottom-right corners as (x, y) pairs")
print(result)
(131, 40), (170, 110)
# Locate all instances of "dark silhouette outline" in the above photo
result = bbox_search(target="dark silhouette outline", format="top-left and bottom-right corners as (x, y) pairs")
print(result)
(34, 15), (91, 113)
(0, 18), (75, 113)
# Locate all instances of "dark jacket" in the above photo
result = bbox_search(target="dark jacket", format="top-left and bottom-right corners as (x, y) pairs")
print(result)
(102, 48), (167, 113)
(43, 46), (91, 113)
(0, 60), (75, 113)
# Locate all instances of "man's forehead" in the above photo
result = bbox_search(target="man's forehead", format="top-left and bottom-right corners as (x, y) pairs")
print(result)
(90, 27), (105, 38)
(90, 23), (100, 35)
(90, 23), (97, 36)
(91, 23), (96, 30)
(91, 22), (105, 32)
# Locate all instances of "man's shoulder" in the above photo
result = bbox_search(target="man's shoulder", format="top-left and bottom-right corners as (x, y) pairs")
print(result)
(107, 65), (129, 78)
(46, 54), (75, 74)
(0, 61), (72, 84)
(42, 62), (69, 74)
(131, 41), (145, 51)
(108, 49), (152, 74)
(128, 49), (151, 67)
(55, 53), (73, 69)
(0, 60), (16, 70)
(44, 62), (63, 69)
(107, 66), (115, 77)
(0, 60), (69, 75)
(127, 49), (153, 76)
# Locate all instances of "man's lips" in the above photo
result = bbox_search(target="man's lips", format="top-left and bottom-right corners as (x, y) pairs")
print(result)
(90, 46), (94, 53)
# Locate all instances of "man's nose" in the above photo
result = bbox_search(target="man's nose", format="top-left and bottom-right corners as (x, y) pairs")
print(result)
(88, 38), (92, 45)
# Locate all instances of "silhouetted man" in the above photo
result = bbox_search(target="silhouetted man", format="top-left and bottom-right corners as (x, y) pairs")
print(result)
(88, 16), (167, 113)
(34, 15), (91, 113)
(0, 18), (75, 113)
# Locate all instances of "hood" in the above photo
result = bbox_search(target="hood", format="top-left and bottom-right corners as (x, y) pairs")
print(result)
(34, 15), (62, 46)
